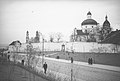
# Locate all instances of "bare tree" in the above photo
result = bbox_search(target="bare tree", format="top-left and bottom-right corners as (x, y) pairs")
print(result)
(49, 33), (55, 42)
(55, 32), (63, 42)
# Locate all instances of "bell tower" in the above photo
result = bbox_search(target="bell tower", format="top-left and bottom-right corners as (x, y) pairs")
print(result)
(102, 15), (111, 39)
(35, 31), (40, 43)
(26, 31), (29, 43)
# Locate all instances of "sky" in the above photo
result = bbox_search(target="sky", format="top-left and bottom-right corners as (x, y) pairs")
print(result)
(0, 0), (120, 45)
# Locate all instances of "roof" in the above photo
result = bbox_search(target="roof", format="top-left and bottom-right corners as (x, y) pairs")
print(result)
(81, 19), (97, 25)
(9, 40), (22, 46)
(103, 15), (110, 27)
(103, 20), (110, 27)
(100, 30), (120, 45)
(87, 11), (92, 15)
(76, 30), (89, 35)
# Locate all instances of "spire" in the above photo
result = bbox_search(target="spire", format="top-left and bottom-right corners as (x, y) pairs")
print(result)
(26, 31), (29, 37)
(87, 11), (92, 15)
(105, 15), (108, 20)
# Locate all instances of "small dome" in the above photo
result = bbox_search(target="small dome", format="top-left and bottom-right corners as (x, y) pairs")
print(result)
(81, 19), (97, 25)
(87, 11), (92, 15)
(103, 15), (110, 27)
(103, 20), (110, 27)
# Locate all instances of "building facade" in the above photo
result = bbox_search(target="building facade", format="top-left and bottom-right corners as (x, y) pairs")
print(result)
(26, 31), (40, 43)
(70, 11), (111, 42)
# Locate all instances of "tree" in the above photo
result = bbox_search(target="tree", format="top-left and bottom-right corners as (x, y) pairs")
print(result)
(55, 32), (63, 42)
(49, 33), (55, 42)
(26, 42), (34, 66)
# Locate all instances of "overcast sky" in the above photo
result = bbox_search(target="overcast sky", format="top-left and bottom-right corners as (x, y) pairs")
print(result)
(0, 0), (120, 44)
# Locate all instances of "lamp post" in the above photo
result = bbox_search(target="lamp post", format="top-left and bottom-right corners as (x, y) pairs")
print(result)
(42, 38), (44, 65)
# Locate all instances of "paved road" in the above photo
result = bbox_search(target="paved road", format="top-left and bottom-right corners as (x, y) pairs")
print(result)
(45, 57), (120, 81)
(0, 57), (49, 81)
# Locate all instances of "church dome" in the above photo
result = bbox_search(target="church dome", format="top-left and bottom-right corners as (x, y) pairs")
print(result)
(81, 19), (97, 25)
(103, 15), (110, 27)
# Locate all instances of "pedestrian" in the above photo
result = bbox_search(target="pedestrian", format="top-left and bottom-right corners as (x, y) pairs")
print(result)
(22, 59), (24, 65)
(88, 58), (90, 64)
(71, 57), (73, 63)
(90, 58), (93, 65)
(7, 54), (10, 61)
(43, 62), (47, 74)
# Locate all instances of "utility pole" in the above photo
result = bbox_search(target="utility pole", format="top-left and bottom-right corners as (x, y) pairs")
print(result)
(71, 67), (73, 81)
(71, 58), (73, 81)
(42, 38), (44, 66)
(74, 28), (76, 42)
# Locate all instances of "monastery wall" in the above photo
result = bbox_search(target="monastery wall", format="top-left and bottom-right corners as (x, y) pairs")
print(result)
(9, 42), (120, 53)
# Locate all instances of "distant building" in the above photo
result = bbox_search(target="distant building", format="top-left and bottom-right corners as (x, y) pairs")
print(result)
(9, 40), (22, 52)
(70, 28), (89, 42)
(34, 31), (40, 43)
(26, 31), (40, 43)
(70, 11), (112, 42)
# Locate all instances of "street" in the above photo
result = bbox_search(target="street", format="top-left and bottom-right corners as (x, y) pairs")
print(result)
(45, 57), (120, 81)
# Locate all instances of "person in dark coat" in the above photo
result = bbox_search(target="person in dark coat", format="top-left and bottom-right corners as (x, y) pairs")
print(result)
(21, 59), (24, 65)
(71, 57), (73, 63)
(90, 58), (93, 65)
(43, 62), (47, 74)
(7, 55), (10, 61)
(88, 58), (90, 64)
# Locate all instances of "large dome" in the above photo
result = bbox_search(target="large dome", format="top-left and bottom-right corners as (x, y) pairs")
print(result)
(81, 19), (97, 25)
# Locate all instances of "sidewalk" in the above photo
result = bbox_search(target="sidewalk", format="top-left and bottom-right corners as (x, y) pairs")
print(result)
(45, 57), (120, 72)
(0, 57), (49, 81)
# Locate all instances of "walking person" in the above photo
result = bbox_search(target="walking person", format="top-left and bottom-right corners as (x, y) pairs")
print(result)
(71, 57), (73, 63)
(90, 58), (93, 65)
(21, 59), (24, 65)
(7, 54), (10, 61)
(43, 62), (47, 74)
(88, 58), (90, 64)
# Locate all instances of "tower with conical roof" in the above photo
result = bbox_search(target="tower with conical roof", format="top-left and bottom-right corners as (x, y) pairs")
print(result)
(102, 15), (111, 39)
(103, 15), (110, 27)
(35, 31), (40, 43)
(26, 31), (29, 43)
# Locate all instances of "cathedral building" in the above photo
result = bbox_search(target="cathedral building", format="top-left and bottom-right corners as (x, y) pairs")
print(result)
(26, 31), (40, 43)
(70, 11), (111, 42)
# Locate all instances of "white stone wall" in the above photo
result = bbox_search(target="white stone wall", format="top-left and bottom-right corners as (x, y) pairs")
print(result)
(8, 42), (120, 53)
